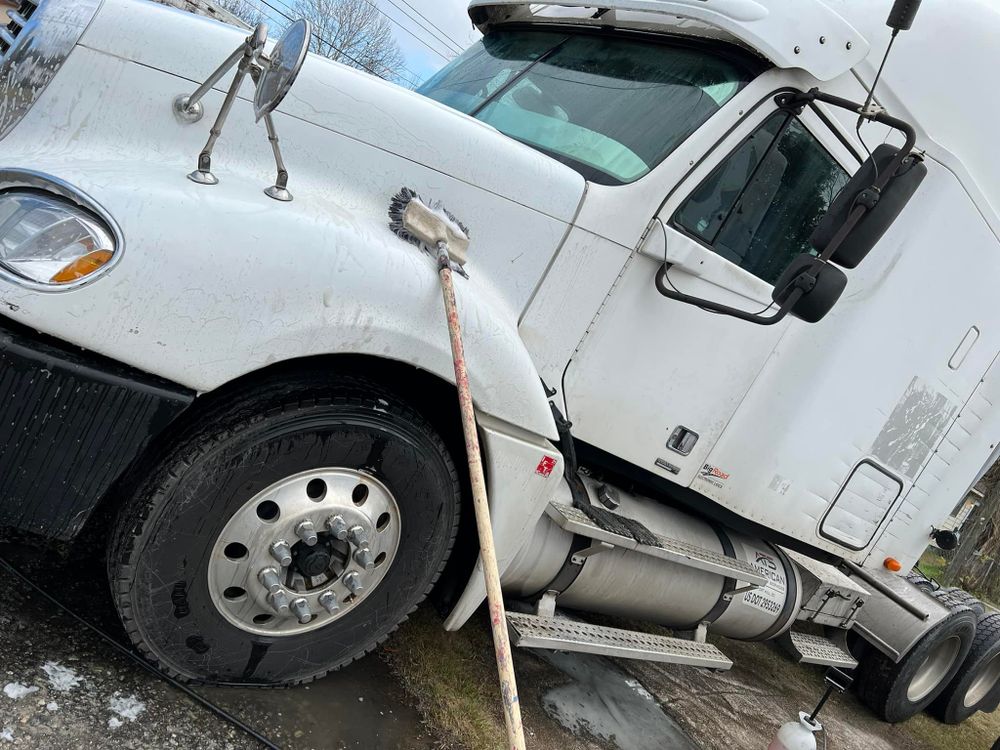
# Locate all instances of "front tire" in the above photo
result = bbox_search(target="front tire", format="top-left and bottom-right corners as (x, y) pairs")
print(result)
(108, 375), (460, 685)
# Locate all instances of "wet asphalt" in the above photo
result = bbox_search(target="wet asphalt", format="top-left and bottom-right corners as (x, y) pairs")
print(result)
(0, 541), (432, 750)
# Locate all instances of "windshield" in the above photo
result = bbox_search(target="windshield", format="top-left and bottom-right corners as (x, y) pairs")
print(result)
(418, 30), (760, 185)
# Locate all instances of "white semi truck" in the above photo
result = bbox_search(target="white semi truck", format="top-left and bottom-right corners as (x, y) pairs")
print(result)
(0, 0), (998, 730)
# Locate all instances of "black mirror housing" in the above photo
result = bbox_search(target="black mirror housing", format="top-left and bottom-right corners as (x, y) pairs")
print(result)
(931, 528), (960, 551)
(772, 255), (847, 323)
(810, 144), (926, 268)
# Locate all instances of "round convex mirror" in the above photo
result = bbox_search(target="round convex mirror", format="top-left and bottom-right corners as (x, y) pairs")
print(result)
(254, 19), (311, 121)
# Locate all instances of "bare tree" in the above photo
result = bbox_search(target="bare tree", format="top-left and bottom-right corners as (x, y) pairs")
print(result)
(215, 0), (265, 26)
(292, 0), (405, 81)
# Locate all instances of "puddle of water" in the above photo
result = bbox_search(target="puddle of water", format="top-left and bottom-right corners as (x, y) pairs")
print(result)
(200, 656), (431, 749)
(539, 650), (700, 750)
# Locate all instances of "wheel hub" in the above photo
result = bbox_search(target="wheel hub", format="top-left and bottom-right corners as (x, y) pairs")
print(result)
(964, 651), (1000, 708)
(907, 635), (962, 703)
(292, 538), (337, 578)
(208, 468), (401, 636)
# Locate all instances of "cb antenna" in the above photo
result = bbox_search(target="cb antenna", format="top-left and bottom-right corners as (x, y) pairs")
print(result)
(857, 1), (923, 137)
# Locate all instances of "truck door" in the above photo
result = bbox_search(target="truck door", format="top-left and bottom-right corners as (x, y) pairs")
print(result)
(563, 101), (859, 486)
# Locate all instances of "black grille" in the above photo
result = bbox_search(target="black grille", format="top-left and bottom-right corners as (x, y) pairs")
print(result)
(0, 0), (39, 56)
(0, 315), (194, 539)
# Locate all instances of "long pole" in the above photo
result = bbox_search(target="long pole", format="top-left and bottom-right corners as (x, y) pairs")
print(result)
(436, 242), (527, 750)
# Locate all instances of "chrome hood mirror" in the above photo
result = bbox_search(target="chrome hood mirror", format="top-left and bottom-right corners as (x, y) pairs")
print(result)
(174, 19), (312, 202)
(254, 19), (311, 121)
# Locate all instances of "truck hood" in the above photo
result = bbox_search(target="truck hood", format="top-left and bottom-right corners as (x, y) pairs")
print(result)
(78, 0), (586, 226)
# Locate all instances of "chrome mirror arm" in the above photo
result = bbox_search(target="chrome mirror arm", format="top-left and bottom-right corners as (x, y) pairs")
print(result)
(249, 65), (294, 201)
(177, 24), (268, 185)
(262, 112), (292, 201)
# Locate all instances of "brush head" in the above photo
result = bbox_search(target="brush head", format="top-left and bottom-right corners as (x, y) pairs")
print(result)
(388, 187), (470, 267)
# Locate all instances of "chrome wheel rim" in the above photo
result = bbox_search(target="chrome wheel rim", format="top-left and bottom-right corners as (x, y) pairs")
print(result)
(207, 468), (401, 637)
(907, 635), (962, 702)
(964, 652), (1000, 708)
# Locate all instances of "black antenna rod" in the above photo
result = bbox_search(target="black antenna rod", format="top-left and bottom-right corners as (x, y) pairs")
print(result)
(856, 0), (923, 129)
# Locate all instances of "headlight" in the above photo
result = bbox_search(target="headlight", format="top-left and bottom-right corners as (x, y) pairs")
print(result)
(0, 192), (117, 287)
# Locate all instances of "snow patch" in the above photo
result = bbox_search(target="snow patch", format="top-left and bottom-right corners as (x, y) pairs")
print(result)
(46, 701), (58, 712)
(42, 662), (82, 692)
(109, 693), (146, 722)
(3, 682), (39, 700)
(107, 717), (122, 730)
(0, 728), (11, 743)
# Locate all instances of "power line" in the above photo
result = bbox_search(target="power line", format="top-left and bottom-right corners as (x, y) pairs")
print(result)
(381, 0), (463, 55)
(262, 0), (425, 86)
(400, 0), (467, 54)
(356, 0), (454, 61)
(257, 0), (418, 87)
(248, 0), (422, 87)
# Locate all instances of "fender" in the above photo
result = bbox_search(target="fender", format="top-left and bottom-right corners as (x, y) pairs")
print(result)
(0, 158), (559, 440)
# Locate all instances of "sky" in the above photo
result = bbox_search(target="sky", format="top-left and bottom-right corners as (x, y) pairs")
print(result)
(242, 0), (484, 88)
(372, 0), (483, 87)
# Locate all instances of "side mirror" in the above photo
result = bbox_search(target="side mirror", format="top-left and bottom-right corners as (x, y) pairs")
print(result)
(254, 19), (311, 121)
(931, 528), (960, 551)
(654, 88), (921, 327)
(771, 255), (847, 323)
(810, 144), (927, 268)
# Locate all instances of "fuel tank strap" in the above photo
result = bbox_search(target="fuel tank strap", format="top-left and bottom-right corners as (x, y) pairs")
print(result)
(700, 522), (738, 625)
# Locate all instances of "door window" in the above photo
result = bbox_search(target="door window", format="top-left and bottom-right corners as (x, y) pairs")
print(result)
(672, 112), (851, 285)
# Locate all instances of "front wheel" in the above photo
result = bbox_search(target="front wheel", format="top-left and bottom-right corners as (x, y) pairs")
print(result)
(108, 375), (461, 685)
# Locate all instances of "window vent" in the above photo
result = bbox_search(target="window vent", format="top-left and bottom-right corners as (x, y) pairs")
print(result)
(0, 0), (40, 57)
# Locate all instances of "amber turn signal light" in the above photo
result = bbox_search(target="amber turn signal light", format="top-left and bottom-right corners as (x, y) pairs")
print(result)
(883, 557), (902, 572)
(50, 249), (114, 283)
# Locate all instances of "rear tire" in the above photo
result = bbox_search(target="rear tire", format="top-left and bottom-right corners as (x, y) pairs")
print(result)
(928, 612), (1000, 724)
(934, 587), (986, 617)
(857, 606), (977, 723)
(108, 374), (461, 685)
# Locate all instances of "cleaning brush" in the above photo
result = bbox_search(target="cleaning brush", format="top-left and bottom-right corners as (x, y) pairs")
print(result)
(388, 187), (470, 267)
(387, 187), (527, 750)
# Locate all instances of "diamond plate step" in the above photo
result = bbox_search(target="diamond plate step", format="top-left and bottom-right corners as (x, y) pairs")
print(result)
(545, 502), (767, 585)
(507, 612), (733, 669)
(782, 631), (858, 669)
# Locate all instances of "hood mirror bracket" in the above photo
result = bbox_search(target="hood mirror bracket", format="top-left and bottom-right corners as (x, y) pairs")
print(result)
(175, 23), (268, 187)
(173, 19), (310, 202)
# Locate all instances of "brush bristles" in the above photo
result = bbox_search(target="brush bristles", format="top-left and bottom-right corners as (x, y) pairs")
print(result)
(388, 187), (422, 247)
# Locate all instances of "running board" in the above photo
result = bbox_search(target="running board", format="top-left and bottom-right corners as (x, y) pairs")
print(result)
(780, 630), (858, 669)
(507, 612), (733, 669)
(545, 502), (767, 586)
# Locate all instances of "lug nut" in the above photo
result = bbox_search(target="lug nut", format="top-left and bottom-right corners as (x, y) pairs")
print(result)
(270, 541), (293, 567)
(269, 589), (291, 615)
(290, 597), (312, 624)
(344, 571), (363, 595)
(318, 591), (339, 614)
(295, 520), (318, 546)
(347, 525), (369, 549)
(258, 567), (282, 594)
(325, 514), (348, 540)
(353, 548), (375, 571)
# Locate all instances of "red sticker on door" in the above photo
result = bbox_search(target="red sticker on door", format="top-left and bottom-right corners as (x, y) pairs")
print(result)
(535, 456), (557, 477)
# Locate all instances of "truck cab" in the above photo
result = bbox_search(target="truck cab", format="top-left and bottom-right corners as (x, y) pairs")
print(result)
(1, 0), (998, 729)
